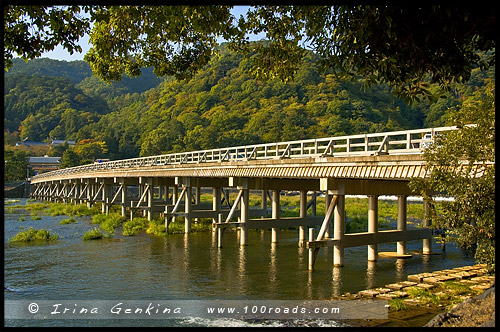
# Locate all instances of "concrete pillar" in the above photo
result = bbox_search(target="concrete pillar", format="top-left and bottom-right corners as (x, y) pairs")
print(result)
(397, 195), (407, 255)
(368, 195), (378, 262)
(121, 183), (127, 217)
(333, 194), (345, 267)
(86, 180), (92, 208)
(147, 179), (154, 221)
(423, 197), (432, 254)
(240, 188), (249, 246)
(311, 191), (317, 216)
(299, 190), (307, 246)
(308, 228), (315, 271)
(73, 183), (79, 205)
(184, 186), (192, 233)
(102, 183), (111, 215)
(261, 190), (267, 218)
(271, 190), (280, 243)
(217, 214), (223, 248)
(172, 185), (178, 205)
(212, 187), (221, 225)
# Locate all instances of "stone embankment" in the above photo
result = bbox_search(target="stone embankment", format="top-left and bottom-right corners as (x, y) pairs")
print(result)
(339, 264), (495, 327)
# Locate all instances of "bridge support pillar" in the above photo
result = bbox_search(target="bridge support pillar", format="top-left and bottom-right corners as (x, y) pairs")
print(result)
(368, 195), (378, 262)
(271, 190), (280, 243)
(261, 190), (267, 219)
(147, 178), (154, 221)
(121, 183), (128, 217)
(184, 185), (192, 233)
(212, 187), (221, 231)
(298, 190), (307, 247)
(333, 192), (345, 267)
(86, 179), (92, 208)
(423, 198), (432, 254)
(397, 195), (407, 255)
(240, 187), (249, 246)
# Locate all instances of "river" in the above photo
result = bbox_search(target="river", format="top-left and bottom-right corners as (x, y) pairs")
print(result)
(4, 198), (475, 327)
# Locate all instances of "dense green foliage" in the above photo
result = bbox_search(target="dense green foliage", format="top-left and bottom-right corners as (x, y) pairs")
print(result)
(9, 227), (58, 243)
(410, 82), (495, 271)
(4, 49), (495, 163)
(5, 6), (494, 102)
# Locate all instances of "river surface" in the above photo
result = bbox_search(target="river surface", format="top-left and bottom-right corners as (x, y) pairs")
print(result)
(4, 198), (475, 327)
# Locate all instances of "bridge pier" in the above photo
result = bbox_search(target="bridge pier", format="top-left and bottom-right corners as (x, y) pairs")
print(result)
(397, 195), (407, 255)
(368, 195), (378, 262)
(423, 198), (432, 255)
(271, 190), (280, 243)
(333, 193), (345, 267)
(298, 190), (307, 247)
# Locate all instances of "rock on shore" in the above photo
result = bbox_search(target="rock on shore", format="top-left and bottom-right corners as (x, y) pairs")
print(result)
(424, 286), (495, 327)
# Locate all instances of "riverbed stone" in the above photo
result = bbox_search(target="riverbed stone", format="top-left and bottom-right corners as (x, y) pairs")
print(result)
(375, 287), (392, 294)
(385, 283), (405, 290)
(471, 284), (493, 291)
(400, 281), (418, 287)
(416, 283), (436, 289)
(359, 290), (379, 298)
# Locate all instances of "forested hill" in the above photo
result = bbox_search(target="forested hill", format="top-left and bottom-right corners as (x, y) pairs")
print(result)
(4, 46), (495, 161)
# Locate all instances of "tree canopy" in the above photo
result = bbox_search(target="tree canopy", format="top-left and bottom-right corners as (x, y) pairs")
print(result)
(4, 5), (495, 103)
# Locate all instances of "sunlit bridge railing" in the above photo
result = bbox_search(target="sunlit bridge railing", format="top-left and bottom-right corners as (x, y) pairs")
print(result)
(32, 126), (459, 180)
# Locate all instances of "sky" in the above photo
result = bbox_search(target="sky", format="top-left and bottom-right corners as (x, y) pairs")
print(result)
(41, 6), (256, 62)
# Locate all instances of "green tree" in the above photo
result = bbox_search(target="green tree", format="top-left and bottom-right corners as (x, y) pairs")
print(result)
(61, 149), (81, 168)
(409, 83), (495, 271)
(4, 5), (495, 103)
(4, 149), (28, 182)
(47, 142), (69, 157)
(74, 139), (108, 163)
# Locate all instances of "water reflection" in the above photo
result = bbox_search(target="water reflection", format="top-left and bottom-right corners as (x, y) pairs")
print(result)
(332, 267), (342, 297)
(366, 261), (376, 289)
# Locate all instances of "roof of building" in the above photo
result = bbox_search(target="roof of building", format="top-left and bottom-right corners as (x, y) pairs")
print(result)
(51, 140), (76, 146)
(16, 141), (48, 146)
(28, 157), (61, 164)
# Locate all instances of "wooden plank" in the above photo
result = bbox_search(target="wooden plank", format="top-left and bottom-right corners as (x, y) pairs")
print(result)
(214, 216), (324, 229)
(307, 229), (432, 249)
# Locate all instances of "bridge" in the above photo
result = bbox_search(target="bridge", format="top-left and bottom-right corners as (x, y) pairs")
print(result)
(31, 126), (458, 270)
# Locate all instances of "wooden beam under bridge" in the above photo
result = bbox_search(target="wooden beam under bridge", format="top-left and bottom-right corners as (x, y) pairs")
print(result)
(306, 228), (434, 249)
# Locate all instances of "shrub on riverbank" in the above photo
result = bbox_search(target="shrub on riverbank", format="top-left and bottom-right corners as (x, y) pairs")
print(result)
(9, 227), (58, 242)
(60, 217), (77, 224)
(82, 227), (109, 240)
(146, 218), (167, 236)
(122, 218), (149, 236)
(49, 203), (100, 217)
(92, 213), (125, 233)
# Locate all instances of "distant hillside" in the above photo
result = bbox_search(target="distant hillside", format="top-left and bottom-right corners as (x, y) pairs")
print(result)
(4, 47), (495, 162)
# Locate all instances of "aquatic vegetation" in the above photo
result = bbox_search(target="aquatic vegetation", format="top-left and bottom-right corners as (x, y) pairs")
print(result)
(4, 199), (20, 205)
(24, 202), (50, 211)
(60, 217), (77, 224)
(31, 215), (42, 220)
(82, 227), (109, 240)
(49, 203), (100, 217)
(92, 214), (107, 224)
(18, 216), (25, 222)
(9, 227), (58, 242)
(98, 213), (125, 233)
(146, 218), (167, 236)
(122, 218), (149, 236)
(388, 298), (408, 311)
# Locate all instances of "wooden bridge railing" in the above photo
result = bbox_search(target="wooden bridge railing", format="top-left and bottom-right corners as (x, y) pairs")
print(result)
(32, 126), (458, 181)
